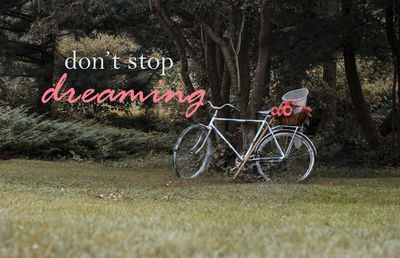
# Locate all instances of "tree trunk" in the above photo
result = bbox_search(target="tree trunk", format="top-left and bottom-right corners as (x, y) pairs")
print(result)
(246, 0), (272, 147)
(385, 0), (400, 153)
(205, 34), (222, 106)
(341, 0), (380, 149)
(249, 0), (272, 118)
(37, 34), (55, 114)
(215, 15), (224, 84)
(321, 60), (337, 131)
(320, 0), (339, 132)
(237, 23), (252, 149)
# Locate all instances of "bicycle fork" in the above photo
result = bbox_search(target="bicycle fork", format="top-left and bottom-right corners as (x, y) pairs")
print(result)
(190, 129), (212, 155)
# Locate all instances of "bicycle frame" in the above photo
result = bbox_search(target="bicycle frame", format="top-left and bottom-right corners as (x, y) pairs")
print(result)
(198, 108), (301, 163)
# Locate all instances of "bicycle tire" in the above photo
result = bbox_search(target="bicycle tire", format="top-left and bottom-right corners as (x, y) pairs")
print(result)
(173, 124), (211, 178)
(255, 131), (315, 182)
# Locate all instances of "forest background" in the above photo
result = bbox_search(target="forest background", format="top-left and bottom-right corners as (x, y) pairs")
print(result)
(1, 0), (400, 175)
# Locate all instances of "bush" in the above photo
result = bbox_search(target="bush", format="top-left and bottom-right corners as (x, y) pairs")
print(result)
(0, 106), (173, 160)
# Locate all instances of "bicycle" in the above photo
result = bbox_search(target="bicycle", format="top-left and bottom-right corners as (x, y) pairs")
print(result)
(173, 101), (317, 182)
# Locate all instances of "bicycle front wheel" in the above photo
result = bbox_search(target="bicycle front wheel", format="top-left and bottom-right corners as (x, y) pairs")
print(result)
(255, 131), (315, 182)
(173, 124), (211, 178)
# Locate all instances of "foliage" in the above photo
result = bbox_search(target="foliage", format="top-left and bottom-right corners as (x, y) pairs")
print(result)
(302, 60), (399, 166)
(0, 0), (169, 115)
(0, 106), (172, 159)
(1, 0), (400, 167)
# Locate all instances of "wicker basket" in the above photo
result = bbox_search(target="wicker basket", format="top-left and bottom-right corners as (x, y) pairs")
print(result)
(278, 112), (307, 126)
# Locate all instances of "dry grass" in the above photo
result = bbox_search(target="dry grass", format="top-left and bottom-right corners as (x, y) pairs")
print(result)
(1, 159), (400, 257)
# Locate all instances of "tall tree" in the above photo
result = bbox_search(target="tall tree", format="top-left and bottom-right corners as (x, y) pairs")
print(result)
(383, 0), (400, 152)
(0, 0), (55, 112)
(321, 0), (339, 131)
(341, 0), (380, 149)
(151, 0), (272, 148)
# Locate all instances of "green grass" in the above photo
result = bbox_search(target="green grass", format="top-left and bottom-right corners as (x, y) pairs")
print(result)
(1, 160), (400, 257)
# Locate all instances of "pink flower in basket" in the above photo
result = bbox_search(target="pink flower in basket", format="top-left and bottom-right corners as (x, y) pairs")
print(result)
(271, 99), (312, 118)
(282, 104), (293, 116)
(271, 107), (280, 116)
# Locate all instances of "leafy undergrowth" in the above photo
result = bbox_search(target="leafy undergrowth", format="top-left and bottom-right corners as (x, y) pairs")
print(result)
(0, 160), (400, 257)
(0, 106), (172, 160)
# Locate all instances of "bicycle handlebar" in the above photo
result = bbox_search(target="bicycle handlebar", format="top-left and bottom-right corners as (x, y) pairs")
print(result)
(207, 101), (240, 113)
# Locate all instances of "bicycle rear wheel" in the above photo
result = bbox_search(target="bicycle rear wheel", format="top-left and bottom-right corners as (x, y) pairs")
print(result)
(173, 124), (211, 178)
(255, 131), (315, 182)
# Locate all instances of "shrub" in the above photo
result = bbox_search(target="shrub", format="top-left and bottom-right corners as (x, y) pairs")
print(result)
(0, 106), (173, 160)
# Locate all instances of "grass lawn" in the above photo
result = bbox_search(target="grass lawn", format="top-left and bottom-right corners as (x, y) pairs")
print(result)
(0, 159), (400, 257)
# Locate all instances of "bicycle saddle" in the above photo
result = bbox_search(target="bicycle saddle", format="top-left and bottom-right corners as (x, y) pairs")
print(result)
(257, 108), (272, 116)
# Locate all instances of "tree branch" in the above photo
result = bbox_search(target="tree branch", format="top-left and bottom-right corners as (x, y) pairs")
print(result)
(194, 12), (238, 92)
(230, 10), (246, 94)
(153, 0), (195, 93)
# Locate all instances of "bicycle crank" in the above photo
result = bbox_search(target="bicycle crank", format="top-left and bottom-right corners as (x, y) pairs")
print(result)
(231, 156), (253, 171)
